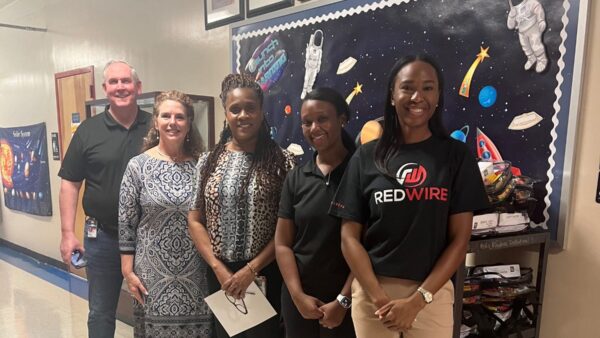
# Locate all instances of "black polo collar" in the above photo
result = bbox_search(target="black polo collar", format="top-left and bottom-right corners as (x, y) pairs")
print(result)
(302, 150), (352, 178)
(103, 106), (150, 130)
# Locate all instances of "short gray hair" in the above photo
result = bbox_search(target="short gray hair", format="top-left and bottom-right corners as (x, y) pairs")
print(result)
(102, 60), (140, 84)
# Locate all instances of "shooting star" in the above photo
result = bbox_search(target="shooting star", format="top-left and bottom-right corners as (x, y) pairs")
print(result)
(459, 46), (490, 98)
(346, 82), (363, 105)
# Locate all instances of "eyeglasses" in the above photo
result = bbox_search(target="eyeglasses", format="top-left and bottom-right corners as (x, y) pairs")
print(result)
(225, 292), (255, 315)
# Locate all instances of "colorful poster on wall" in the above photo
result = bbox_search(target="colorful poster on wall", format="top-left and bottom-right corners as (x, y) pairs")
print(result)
(231, 0), (585, 240)
(0, 123), (53, 216)
(71, 112), (81, 136)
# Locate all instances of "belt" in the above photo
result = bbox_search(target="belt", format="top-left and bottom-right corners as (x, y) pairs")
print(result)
(98, 223), (118, 238)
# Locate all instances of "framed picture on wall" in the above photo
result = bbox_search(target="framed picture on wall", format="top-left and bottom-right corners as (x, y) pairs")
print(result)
(205, 0), (244, 30)
(246, 0), (293, 18)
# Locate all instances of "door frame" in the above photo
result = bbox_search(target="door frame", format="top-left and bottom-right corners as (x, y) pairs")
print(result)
(54, 66), (95, 161)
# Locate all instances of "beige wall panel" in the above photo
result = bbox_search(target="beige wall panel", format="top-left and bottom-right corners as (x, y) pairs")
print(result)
(539, 1), (600, 336)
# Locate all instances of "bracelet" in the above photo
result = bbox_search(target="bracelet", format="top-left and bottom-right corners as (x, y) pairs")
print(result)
(246, 262), (258, 276)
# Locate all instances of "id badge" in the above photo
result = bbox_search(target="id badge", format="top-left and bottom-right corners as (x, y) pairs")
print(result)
(86, 217), (98, 238)
(255, 276), (267, 296)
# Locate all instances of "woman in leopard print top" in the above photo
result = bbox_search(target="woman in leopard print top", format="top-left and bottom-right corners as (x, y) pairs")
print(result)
(189, 73), (295, 338)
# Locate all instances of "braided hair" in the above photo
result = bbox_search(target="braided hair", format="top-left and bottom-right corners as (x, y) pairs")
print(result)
(196, 73), (290, 213)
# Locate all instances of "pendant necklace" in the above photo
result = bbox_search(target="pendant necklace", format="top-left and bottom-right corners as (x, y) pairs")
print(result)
(157, 148), (181, 162)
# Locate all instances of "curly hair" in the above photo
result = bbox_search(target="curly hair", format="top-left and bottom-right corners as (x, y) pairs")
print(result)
(141, 90), (204, 159)
(196, 73), (289, 213)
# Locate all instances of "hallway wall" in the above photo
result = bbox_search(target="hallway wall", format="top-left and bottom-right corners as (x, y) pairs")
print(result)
(539, 1), (600, 336)
(0, 0), (230, 260)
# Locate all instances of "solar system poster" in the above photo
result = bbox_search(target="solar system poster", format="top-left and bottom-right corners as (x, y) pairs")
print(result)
(231, 0), (585, 240)
(0, 123), (53, 216)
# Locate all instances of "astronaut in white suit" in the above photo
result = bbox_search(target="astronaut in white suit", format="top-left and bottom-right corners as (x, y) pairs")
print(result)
(507, 0), (548, 73)
(301, 30), (323, 99)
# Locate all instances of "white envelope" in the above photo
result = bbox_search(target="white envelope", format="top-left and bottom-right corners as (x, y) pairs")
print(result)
(204, 282), (277, 336)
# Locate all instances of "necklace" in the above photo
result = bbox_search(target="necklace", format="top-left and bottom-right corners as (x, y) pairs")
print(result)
(156, 148), (181, 162)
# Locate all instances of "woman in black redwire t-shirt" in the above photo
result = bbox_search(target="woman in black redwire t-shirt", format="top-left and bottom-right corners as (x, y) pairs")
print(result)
(276, 88), (356, 338)
(330, 55), (488, 338)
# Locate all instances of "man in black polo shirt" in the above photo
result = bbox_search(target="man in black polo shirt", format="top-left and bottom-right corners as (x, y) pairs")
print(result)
(58, 60), (150, 338)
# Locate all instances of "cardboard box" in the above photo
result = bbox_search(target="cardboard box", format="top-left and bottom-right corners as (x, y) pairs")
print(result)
(479, 264), (521, 279)
(498, 212), (530, 226)
(472, 213), (498, 230)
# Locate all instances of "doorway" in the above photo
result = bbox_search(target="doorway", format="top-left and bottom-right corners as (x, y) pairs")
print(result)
(54, 66), (95, 278)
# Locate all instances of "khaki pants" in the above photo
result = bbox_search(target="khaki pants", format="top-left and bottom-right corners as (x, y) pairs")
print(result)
(351, 277), (454, 338)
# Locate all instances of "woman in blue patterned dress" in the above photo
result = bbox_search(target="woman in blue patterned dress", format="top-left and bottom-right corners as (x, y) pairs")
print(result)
(119, 90), (212, 337)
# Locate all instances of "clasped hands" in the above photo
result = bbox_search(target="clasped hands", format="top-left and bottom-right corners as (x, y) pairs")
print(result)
(292, 293), (347, 329)
(374, 293), (426, 332)
(217, 265), (256, 300)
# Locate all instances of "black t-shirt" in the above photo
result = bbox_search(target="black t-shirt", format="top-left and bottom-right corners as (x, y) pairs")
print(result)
(330, 136), (489, 281)
(278, 152), (352, 297)
(58, 107), (151, 234)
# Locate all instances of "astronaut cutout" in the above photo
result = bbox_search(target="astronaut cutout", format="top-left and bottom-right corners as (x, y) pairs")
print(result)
(301, 30), (324, 99)
(507, 0), (548, 73)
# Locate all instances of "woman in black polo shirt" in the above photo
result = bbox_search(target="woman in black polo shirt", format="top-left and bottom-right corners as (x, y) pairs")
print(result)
(275, 87), (356, 338)
(330, 55), (489, 338)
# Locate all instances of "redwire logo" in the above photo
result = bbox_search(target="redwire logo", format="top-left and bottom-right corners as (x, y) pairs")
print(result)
(396, 163), (427, 187)
(373, 162), (447, 205)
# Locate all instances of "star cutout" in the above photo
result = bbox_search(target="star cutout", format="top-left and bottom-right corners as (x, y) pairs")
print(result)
(477, 46), (490, 62)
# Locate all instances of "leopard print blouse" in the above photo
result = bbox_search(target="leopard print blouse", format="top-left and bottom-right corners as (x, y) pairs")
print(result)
(190, 148), (295, 262)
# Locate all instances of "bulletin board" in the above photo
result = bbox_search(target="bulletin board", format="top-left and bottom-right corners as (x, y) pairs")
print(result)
(230, 0), (589, 245)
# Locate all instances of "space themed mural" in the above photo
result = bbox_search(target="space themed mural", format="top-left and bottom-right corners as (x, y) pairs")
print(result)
(0, 123), (53, 216)
(231, 0), (583, 240)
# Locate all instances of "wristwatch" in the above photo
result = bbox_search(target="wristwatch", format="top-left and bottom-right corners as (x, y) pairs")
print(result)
(336, 294), (352, 309)
(417, 286), (433, 304)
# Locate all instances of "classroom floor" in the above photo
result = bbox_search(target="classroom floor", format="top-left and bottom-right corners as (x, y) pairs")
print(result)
(0, 245), (132, 338)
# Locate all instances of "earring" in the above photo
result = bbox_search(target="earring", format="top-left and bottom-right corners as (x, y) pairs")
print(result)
(186, 134), (190, 142)
(155, 129), (159, 140)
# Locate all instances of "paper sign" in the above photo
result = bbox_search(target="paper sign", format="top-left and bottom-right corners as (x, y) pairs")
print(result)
(71, 112), (81, 135)
(204, 282), (277, 336)
(51, 132), (60, 160)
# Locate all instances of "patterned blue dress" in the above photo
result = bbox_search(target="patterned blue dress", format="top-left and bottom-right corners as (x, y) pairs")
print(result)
(119, 153), (212, 338)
